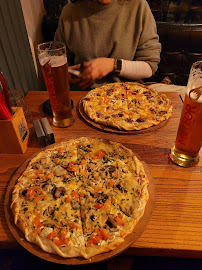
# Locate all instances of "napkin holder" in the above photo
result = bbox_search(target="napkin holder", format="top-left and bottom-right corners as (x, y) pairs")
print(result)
(0, 107), (29, 154)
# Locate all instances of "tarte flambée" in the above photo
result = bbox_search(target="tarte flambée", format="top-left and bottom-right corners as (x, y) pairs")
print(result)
(82, 82), (172, 131)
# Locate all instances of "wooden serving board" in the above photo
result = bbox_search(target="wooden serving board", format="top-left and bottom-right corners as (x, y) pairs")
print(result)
(78, 97), (170, 134)
(4, 142), (155, 265)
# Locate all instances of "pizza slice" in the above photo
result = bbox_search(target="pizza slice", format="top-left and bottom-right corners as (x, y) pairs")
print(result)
(11, 174), (87, 258)
(107, 155), (149, 220)
(79, 140), (149, 220)
(125, 85), (172, 130)
(83, 95), (129, 130)
(88, 156), (149, 220)
(82, 83), (131, 130)
(79, 185), (137, 259)
(11, 140), (88, 258)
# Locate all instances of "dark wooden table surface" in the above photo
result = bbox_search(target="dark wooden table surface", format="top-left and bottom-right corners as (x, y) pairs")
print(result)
(0, 90), (202, 258)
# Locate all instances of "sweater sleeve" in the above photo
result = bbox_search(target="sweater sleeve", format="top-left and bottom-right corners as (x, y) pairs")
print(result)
(119, 60), (152, 80)
(134, 0), (161, 74)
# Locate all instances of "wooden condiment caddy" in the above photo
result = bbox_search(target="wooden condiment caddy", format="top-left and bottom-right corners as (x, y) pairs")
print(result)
(0, 107), (29, 154)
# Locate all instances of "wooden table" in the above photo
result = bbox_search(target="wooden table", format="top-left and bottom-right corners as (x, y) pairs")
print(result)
(0, 91), (202, 258)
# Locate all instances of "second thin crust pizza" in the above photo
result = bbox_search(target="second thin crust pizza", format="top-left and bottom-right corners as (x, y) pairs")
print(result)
(82, 82), (173, 131)
(11, 137), (149, 259)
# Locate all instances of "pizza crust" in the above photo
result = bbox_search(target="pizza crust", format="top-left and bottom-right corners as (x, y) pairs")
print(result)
(85, 238), (124, 259)
(26, 233), (86, 258)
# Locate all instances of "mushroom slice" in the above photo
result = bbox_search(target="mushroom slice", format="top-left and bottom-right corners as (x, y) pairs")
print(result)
(31, 162), (43, 170)
(70, 200), (80, 210)
(40, 157), (51, 167)
(106, 214), (118, 228)
(53, 165), (67, 176)
(98, 214), (108, 227)
(53, 186), (66, 199)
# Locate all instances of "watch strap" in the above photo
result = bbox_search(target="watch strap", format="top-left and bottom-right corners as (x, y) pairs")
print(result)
(114, 59), (122, 75)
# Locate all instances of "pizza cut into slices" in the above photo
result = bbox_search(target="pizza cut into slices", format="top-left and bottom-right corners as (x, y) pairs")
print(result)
(11, 137), (149, 259)
(82, 82), (173, 131)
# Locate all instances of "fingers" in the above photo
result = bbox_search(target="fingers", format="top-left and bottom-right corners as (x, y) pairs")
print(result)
(68, 58), (114, 90)
(81, 58), (114, 81)
(69, 76), (82, 84)
(82, 64), (100, 81)
(69, 73), (93, 90)
(68, 64), (81, 70)
(68, 62), (94, 90)
(78, 78), (94, 90)
(81, 70), (95, 81)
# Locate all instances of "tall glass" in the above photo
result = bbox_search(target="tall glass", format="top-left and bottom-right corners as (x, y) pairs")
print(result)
(36, 41), (74, 127)
(169, 60), (202, 167)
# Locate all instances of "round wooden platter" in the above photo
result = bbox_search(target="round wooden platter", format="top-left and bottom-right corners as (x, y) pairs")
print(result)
(4, 142), (155, 265)
(78, 97), (169, 134)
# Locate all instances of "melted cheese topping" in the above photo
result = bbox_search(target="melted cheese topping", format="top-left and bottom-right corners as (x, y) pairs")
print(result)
(11, 137), (149, 258)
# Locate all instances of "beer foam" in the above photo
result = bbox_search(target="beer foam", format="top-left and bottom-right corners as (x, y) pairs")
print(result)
(39, 54), (67, 67)
(186, 65), (202, 103)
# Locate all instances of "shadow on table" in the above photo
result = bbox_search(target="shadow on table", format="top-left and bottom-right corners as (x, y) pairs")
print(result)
(1, 250), (202, 270)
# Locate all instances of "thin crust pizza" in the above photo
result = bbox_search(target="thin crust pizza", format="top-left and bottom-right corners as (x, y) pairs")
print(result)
(11, 137), (149, 259)
(82, 82), (173, 131)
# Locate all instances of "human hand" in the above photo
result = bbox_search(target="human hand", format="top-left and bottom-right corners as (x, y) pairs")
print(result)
(82, 58), (115, 80)
(68, 64), (91, 90)
(68, 64), (82, 85)
(78, 58), (115, 90)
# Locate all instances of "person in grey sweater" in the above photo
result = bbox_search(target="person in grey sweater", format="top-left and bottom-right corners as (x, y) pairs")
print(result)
(55, 0), (161, 90)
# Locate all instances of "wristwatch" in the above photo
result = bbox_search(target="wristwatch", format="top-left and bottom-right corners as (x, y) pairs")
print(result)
(114, 59), (122, 75)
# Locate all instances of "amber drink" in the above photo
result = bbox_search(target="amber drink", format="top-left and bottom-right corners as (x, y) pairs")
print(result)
(169, 60), (202, 167)
(36, 41), (74, 127)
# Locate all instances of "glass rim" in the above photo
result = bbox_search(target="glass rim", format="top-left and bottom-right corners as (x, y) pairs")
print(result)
(36, 41), (66, 52)
(191, 60), (202, 70)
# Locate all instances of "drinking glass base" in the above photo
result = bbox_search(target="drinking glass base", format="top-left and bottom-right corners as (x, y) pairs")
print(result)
(169, 147), (199, 167)
(53, 117), (74, 128)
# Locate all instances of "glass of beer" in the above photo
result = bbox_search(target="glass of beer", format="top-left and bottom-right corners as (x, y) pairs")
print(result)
(169, 60), (202, 167)
(36, 41), (74, 127)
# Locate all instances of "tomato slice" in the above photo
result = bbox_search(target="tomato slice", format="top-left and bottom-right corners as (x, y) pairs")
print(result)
(34, 195), (45, 203)
(115, 215), (125, 226)
(94, 203), (103, 209)
(53, 239), (64, 247)
(90, 234), (101, 245)
(33, 228), (41, 235)
(71, 191), (79, 201)
(33, 217), (43, 228)
(92, 149), (106, 160)
(100, 229), (110, 240)
(48, 231), (57, 239)
(60, 228), (67, 240)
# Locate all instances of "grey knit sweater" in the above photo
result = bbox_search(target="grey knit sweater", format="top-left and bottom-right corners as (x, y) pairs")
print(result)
(55, 0), (161, 84)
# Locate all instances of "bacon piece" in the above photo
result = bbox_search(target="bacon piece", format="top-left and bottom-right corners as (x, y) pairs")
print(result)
(125, 118), (134, 123)
(131, 90), (139, 95)
(149, 108), (156, 113)
(136, 117), (145, 123)
(83, 97), (90, 101)
(96, 112), (103, 118)
(159, 110), (167, 115)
